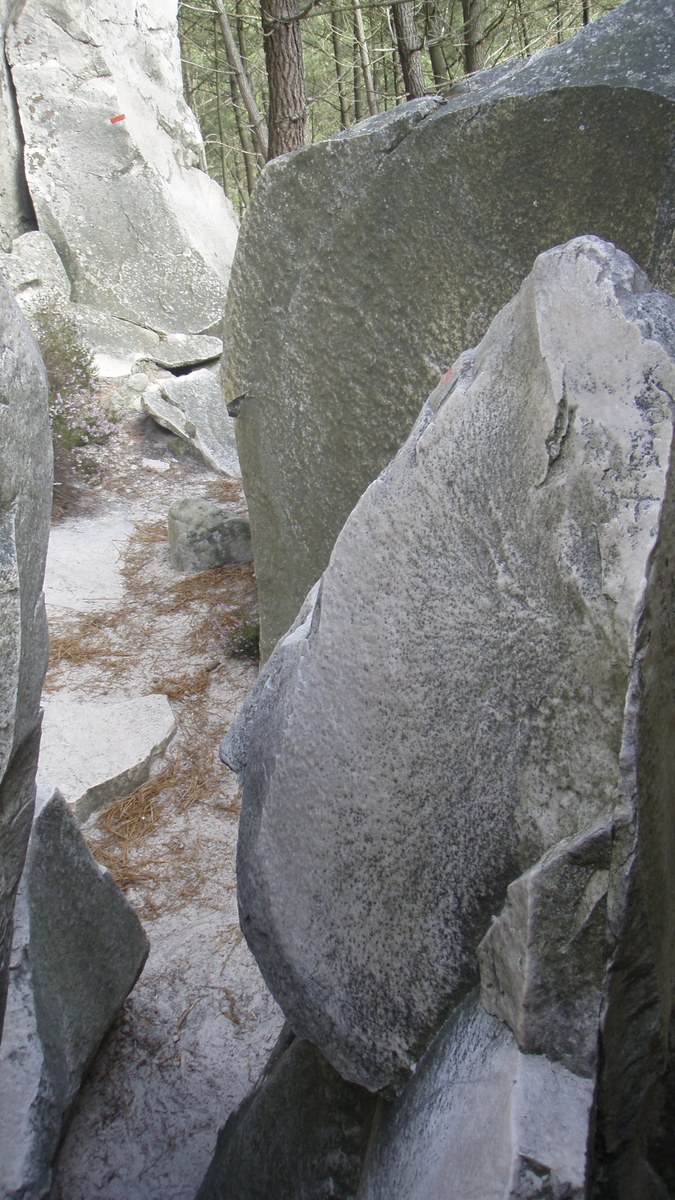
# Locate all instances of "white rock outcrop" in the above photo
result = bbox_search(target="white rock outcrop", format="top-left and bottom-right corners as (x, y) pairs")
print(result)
(5, 0), (238, 337)
(222, 237), (675, 1112)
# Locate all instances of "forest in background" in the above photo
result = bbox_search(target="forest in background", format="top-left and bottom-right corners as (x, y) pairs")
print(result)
(178, 0), (624, 214)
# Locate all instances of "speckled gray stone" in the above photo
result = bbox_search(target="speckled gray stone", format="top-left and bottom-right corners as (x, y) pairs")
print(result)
(0, 788), (149, 1200)
(357, 994), (594, 1200)
(0, 278), (51, 1037)
(197, 1026), (377, 1200)
(224, 0), (675, 658)
(222, 238), (675, 1094)
(168, 498), (251, 573)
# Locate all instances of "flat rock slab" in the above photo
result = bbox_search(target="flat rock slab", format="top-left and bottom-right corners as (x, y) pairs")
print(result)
(223, 237), (675, 1093)
(0, 787), (148, 1200)
(151, 335), (223, 371)
(144, 369), (239, 476)
(43, 512), (133, 615)
(223, 0), (675, 657)
(37, 694), (177, 823)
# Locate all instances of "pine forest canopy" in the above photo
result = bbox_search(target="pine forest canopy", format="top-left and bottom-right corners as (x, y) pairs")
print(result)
(178, 0), (625, 214)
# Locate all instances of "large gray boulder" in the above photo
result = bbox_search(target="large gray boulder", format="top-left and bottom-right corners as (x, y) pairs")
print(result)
(224, 0), (675, 658)
(221, 238), (675, 1102)
(0, 787), (149, 1199)
(5, 0), (237, 336)
(0, 279), (51, 1037)
(197, 1026), (377, 1200)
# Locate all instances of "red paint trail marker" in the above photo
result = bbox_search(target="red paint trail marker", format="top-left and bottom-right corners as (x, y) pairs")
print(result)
(110, 113), (126, 124)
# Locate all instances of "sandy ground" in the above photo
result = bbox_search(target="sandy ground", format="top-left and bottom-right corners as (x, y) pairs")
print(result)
(45, 404), (283, 1200)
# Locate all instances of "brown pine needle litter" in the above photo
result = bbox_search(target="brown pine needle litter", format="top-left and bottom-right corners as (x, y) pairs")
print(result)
(45, 514), (259, 918)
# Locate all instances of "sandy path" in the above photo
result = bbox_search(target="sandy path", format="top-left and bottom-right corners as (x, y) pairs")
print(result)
(46, 410), (282, 1200)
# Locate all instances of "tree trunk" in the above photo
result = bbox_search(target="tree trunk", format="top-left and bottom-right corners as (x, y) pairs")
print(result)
(391, 1), (425, 100)
(229, 69), (258, 195)
(261, 0), (309, 159)
(213, 0), (269, 160)
(555, 0), (563, 43)
(331, 5), (350, 129)
(213, 16), (230, 197)
(354, 2), (378, 116)
(353, 15), (365, 122)
(517, 0), (531, 55)
(461, 0), (485, 74)
(424, 0), (449, 92)
(582, 0), (591, 24)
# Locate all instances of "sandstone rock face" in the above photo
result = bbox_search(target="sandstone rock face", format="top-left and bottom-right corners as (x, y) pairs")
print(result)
(0, 279), (51, 1036)
(144, 369), (239, 475)
(358, 993), (594, 1200)
(222, 238), (675, 1095)
(5, 0), (238, 336)
(0, 787), (149, 1200)
(197, 1026), (377, 1200)
(168, 499), (252, 573)
(224, 0), (675, 658)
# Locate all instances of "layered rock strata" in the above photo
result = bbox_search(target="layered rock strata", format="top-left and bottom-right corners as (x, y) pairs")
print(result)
(223, 0), (675, 657)
(221, 229), (675, 1172)
(0, 279), (51, 1036)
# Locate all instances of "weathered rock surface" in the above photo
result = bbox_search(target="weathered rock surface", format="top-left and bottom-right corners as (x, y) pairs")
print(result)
(0, 231), (70, 313)
(196, 1026), (377, 1200)
(168, 499), (252, 573)
(43, 512), (134, 614)
(222, 237), (675, 1095)
(0, 279), (51, 1036)
(224, 0), (675, 657)
(37, 693), (177, 823)
(0, 1), (35, 251)
(151, 335), (223, 371)
(144, 369), (239, 476)
(5, 0), (237, 336)
(0, 786), (149, 1200)
(357, 993), (594, 1200)
(478, 812), (614, 1077)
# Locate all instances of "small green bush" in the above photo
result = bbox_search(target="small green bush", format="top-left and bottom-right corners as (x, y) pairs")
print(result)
(220, 610), (260, 660)
(30, 296), (116, 485)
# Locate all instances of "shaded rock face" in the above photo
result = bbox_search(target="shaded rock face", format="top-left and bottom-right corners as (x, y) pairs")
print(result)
(358, 993), (594, 1200)
(5, 0), (238, 336)
(0, 1), (35, 251)
(168, 499), (252, 573)
(222, 238), (675, 1097)
(224, 0), (675, 658)
(196, 1026), (377, 1200)
(0, 279), (51, 1037)
(0, 788), (149, 1200)
(0, 230), (71, 314)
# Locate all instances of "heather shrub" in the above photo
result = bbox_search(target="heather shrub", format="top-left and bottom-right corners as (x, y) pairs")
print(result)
(219, 609), (260, 660)
(30, 296), (116, 489)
